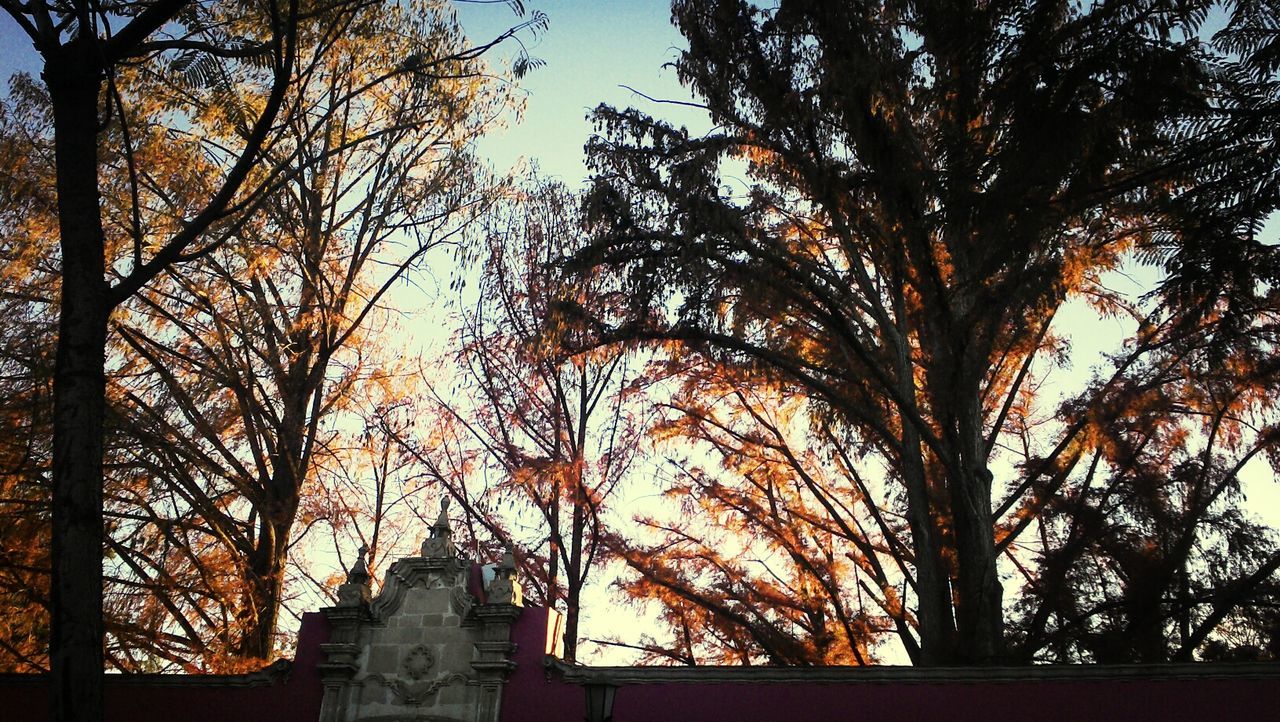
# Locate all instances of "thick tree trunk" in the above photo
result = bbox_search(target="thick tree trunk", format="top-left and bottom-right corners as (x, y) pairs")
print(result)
(46, 37), (108, 722)
(239, 459), (301, 660)
(239, 540), (288, 660)
(235, 369), (309, 660)
(894, 341), (956, 665)
(900, 435), (957, 664)
(949, 400), (1004, 663)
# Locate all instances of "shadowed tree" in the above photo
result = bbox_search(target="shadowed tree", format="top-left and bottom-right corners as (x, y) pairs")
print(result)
(583, 0), (1280, 664)
(0, 0), (320, 712)
(0, 84), (59, 670)
(607, 360), (902, 665)
(104, 0), (527, 662)
(0, 0), (541, 709)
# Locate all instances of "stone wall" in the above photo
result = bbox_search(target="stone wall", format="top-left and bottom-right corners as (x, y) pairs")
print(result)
(316, 502), (523, 722)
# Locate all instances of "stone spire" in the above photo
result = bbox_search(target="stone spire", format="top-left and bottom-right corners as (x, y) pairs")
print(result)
(336, 544), (372, 607)
(485, 542), (523, 607)
(421, 497), (456, 559)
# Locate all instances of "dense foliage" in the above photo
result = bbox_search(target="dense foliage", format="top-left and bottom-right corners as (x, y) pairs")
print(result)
(582, 0), (1280, 665)
(1, 4), (1277, 711)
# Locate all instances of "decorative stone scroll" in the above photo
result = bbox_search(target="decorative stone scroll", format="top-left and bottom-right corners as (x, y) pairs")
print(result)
(364, 671), (471, 707)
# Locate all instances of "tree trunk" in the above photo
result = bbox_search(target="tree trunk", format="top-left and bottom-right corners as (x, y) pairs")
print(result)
(563, 479), (586, 663)
(239, 553), (286, 659)
(239, 515), (292, 660)
(236, 370), (308, 660)
(949, 399), (1004, 663)
(894, 346), (956, 665)
(900, 441), (957, 663)
(46, 37), (108, 722)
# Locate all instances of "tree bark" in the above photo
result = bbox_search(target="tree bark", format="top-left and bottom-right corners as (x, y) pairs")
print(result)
(892, 325), (955, 664)
(240, 453), (300, 659)
(563, 471), (586, 663)
(240, 535), (289, 660)
(949, 397), (1004, 663)
(46, 36), (109, 722)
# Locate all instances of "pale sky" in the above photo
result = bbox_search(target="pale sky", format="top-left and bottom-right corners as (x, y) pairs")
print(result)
(456, 0), (709, 186)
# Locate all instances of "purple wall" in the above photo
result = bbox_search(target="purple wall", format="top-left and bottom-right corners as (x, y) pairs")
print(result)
(594, 676), (1278, 722)
(5, 605), (1278, 722)
(502, 606), (1280, 722)
(0, 612), (329, 722)
(503, 606), (584, 720)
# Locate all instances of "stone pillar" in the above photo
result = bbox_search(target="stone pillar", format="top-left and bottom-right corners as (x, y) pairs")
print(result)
(317, 546), (372, 722)
(472, 545), (523, 722)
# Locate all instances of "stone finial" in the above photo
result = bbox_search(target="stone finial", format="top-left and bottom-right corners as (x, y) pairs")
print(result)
(421, 497), (456, 559)
(434, 497), (452, 534)
(348, 545), (370, 585)
(499, 542), (516, 574)
(337, 544), (372, 607)
(485, 542), (523, 607)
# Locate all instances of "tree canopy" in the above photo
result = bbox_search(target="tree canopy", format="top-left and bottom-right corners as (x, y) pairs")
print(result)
(0, 2), (1277, 708)
(582, 0), (1280, 664)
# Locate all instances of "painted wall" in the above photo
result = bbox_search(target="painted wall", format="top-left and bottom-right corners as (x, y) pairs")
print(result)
(5, 603), (1279, 722)
(502, 606), (1280, 722)
(0, 612), (329, 722)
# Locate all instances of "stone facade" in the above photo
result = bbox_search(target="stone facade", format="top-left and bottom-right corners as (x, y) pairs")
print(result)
(316, 501), (522, 722)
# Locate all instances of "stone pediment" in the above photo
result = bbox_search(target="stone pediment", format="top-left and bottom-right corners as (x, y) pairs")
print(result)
(368, 556), (473, 624)
(318, 501), (522, 722)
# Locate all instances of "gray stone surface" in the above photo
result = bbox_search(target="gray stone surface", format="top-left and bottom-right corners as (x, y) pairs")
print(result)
(317, 512), (523, 722)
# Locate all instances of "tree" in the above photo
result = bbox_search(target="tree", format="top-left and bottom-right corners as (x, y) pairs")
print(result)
(1002, 300), (1280, 663)
(0, 80), (59, 671)
(0, 0), (325, 711)
(0, 0), (542, 711)
(423, 180), (644, 661)
(583, 0), (1280, 665)
(609, 361), (902, 665)
(100, 0), (524, 663)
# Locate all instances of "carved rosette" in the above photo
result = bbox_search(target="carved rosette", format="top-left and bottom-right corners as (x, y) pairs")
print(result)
(403, 644), (435, 680)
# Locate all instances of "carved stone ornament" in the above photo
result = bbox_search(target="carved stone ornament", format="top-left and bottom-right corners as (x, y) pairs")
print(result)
(485, 543), (523, 607)
(335, 581), (367, 607)
(335, 544), (373, 607)
(421, 497), (455, 559)
(348, 544), (371, 586)
(403, 644), (435, 681)
(450, 586), (475, 619)
(365, 671), (470, 707)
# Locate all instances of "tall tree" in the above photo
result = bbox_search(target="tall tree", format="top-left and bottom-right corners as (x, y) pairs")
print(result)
(584, 0), (1280, 664)
(0, 0), (542, 710)
(423, 180), (644, 661)
(0, 79), (59, 671)
(102, 0), (525, 662)
(0, 0), (320, 711)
